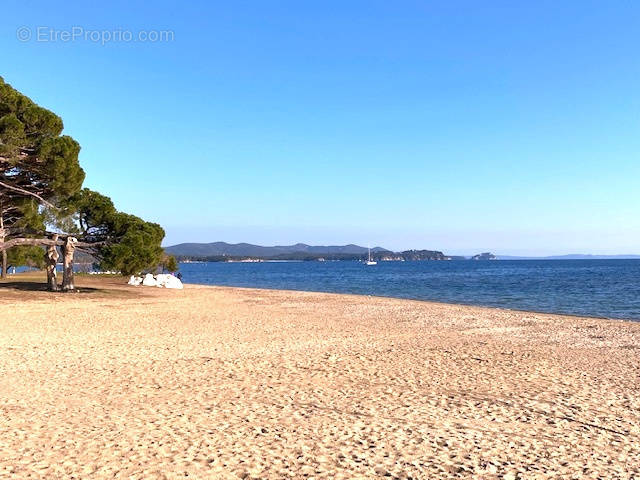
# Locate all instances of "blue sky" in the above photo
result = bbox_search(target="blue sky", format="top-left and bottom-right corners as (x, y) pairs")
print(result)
(2, 1), (639, 255)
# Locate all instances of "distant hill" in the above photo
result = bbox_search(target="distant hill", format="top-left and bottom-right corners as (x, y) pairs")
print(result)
(165, 242), (390, 258)
(390, 250), (449, 261)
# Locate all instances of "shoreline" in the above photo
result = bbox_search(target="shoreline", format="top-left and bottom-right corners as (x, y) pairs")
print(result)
(185, 281), (640, 324)
(1, 274), (639, 478)
(3, 270), (640, 324)
(3, 270), (640, 326)
(177, 258), (640, 322)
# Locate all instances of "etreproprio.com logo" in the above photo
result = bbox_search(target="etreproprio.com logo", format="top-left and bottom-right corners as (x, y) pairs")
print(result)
(16, 26), (174, 45)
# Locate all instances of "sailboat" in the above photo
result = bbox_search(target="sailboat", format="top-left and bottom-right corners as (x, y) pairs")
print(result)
(366, 246), (377, 266)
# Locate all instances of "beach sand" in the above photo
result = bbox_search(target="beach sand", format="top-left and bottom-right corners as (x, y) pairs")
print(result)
(1, 274), (639, 479)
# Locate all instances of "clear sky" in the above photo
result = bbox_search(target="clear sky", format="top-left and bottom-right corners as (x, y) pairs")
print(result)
(2, 1), (639, 255)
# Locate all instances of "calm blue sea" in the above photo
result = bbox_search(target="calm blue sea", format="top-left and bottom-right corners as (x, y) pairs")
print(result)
(178, 260), (640, 321)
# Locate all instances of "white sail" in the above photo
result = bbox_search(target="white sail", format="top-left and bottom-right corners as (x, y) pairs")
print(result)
(366, 245), (377, 265)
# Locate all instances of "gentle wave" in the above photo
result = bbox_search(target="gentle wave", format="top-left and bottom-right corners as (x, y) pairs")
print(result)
(179, 259), (640, 321)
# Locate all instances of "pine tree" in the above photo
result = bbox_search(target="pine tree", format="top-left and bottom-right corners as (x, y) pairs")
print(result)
(0, 77), (166, 288)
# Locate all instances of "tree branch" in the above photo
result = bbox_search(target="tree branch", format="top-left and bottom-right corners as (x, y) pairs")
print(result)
(0, 180), (57, 209)
(0, 237), (106, 252)
(5, 227), (112, 244)
(0, 237), (62, 251)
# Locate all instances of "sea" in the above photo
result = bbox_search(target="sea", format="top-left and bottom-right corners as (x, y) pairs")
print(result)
(178, 259), (640, 321)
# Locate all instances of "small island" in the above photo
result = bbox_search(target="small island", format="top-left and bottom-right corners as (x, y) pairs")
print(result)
(471, 252), (497, 261)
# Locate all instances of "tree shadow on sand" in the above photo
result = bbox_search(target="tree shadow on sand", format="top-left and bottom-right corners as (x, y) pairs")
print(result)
(0, 281), (100, 293)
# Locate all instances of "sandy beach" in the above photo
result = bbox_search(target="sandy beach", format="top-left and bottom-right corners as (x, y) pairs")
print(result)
(1, 274), (639, 479)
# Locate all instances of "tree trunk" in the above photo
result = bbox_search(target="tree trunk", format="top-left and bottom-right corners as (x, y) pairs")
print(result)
(62, 236), (77, 291)
(0, 228), (6, 279)
(1, 250), (6, 279)
(46, 234), (59, 291)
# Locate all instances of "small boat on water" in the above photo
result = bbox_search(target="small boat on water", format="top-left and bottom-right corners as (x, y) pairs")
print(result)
(366, 246), (377, 266)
